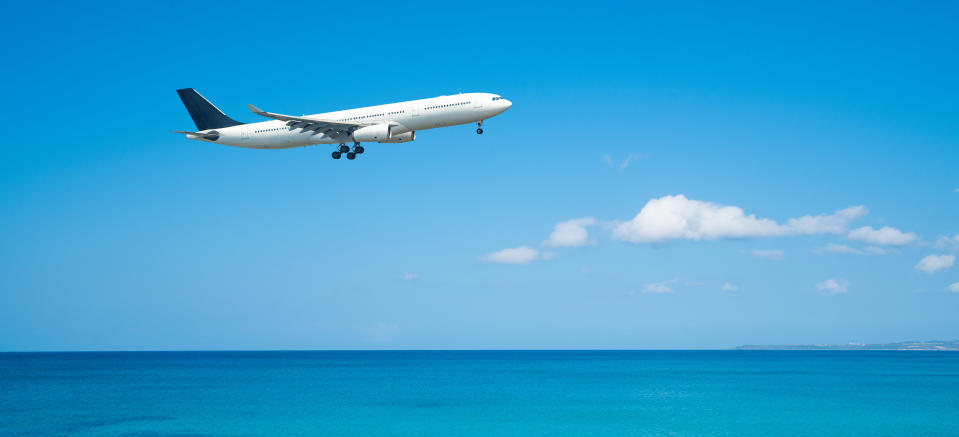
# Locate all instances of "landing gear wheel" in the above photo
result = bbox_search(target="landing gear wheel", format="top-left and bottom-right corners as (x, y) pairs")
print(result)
(354, 145), (365, 154)
(346, 152), (356, 160)
(338, 144), (350, 153)
(332, 151), (342, 159)
(476, 128), (484, 134)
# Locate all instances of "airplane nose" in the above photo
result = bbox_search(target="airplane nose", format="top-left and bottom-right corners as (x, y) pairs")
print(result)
(503, 99), (512, 109)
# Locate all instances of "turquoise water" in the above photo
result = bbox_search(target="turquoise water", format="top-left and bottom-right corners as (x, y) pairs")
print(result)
(1, 351), (958, 436)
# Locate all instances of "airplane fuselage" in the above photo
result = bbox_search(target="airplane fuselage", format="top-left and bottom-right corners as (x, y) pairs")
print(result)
(185, 93), (512, 150)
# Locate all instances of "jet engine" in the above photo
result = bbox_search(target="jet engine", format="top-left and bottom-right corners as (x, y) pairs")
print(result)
(352, 124), (392, 142)
(379, 131), (415, 143)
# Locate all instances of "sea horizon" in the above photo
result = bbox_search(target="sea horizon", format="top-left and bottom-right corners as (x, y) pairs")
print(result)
(3, 348), (959, 352)
(5, 339), (958, 353)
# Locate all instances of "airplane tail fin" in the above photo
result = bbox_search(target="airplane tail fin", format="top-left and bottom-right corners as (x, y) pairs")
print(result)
(176, 88), (245, 131)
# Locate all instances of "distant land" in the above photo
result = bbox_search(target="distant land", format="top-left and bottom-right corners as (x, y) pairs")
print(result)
(734, 341), (959, 351)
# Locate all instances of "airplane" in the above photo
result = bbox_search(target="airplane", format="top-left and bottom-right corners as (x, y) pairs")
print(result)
(172, 89), (512, 160)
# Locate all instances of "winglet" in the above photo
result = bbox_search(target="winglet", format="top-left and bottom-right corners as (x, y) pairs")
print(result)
(248, 104), (265, 115)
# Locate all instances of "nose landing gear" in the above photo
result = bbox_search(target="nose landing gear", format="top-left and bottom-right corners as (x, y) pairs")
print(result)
(476, 120), (484, 134)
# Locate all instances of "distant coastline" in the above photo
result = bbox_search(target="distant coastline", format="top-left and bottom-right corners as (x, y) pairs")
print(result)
(735, 340), (959, 351)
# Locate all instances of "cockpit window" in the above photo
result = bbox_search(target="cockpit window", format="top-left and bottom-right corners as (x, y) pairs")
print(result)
(492, 96), (504, 101)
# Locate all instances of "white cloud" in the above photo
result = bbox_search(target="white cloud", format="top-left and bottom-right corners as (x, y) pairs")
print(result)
(816, 278), (849, 294)
(603, 153), (644, 171)
(825, 243), (863, 255)
(820, 244), (896, 255)
(934, 233), (959, 250)
(752, 249), (786, 260)
(612, 195), (784, 243)
(948, 282), (959, 293)
(915, 254), (955, 273)
(721, 282), (739, 291)
(611, 195), (866, 244)
(643, 280), (677, 294)
(847, 226), (916, 246)
(480, 246), (542, 264)
(401, 273), (420, 281)
(618, 153), (641, 171)
(786, 206), (869, 235)
(544, 217), (598, 247)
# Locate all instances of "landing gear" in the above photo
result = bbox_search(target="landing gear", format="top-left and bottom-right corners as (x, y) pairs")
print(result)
(476, 120), (484, 134)
(476, 128), (483, 134)
(332, 143), (362, 160)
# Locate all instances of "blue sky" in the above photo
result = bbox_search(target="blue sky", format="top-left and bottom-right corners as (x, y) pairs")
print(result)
(1, 1), (957, 350)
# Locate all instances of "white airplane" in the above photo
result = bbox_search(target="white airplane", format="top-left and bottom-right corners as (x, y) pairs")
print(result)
(172, 89), (512, 160)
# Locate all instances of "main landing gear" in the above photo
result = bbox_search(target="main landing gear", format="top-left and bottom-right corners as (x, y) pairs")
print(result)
(331, 142), (364, 160)
(476, 120), (484, 135)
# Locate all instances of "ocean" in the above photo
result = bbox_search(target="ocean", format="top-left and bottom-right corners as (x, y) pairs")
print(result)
(1, 351), (957, 436)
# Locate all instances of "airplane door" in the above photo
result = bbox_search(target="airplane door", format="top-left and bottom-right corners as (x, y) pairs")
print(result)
(411, 104), (420, 117)
(473, 98), (483, 109)
(241, 127), (250, 140)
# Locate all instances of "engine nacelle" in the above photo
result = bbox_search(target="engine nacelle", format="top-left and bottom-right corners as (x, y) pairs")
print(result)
(379, 131), (415, 143)
(352, 123), (392, 142)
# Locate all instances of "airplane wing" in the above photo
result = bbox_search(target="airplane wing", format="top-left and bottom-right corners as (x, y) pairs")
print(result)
(247, 104), (365, 134)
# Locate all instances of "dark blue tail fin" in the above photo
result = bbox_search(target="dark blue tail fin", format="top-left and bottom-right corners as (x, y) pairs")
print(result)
(176, 88), (245, 131)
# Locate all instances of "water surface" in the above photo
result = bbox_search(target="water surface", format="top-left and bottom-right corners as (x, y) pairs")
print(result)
(1, 351), (957, 436)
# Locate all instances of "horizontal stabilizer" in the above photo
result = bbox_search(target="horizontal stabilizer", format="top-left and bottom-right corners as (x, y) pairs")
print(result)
(170, 130), (220, 141)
